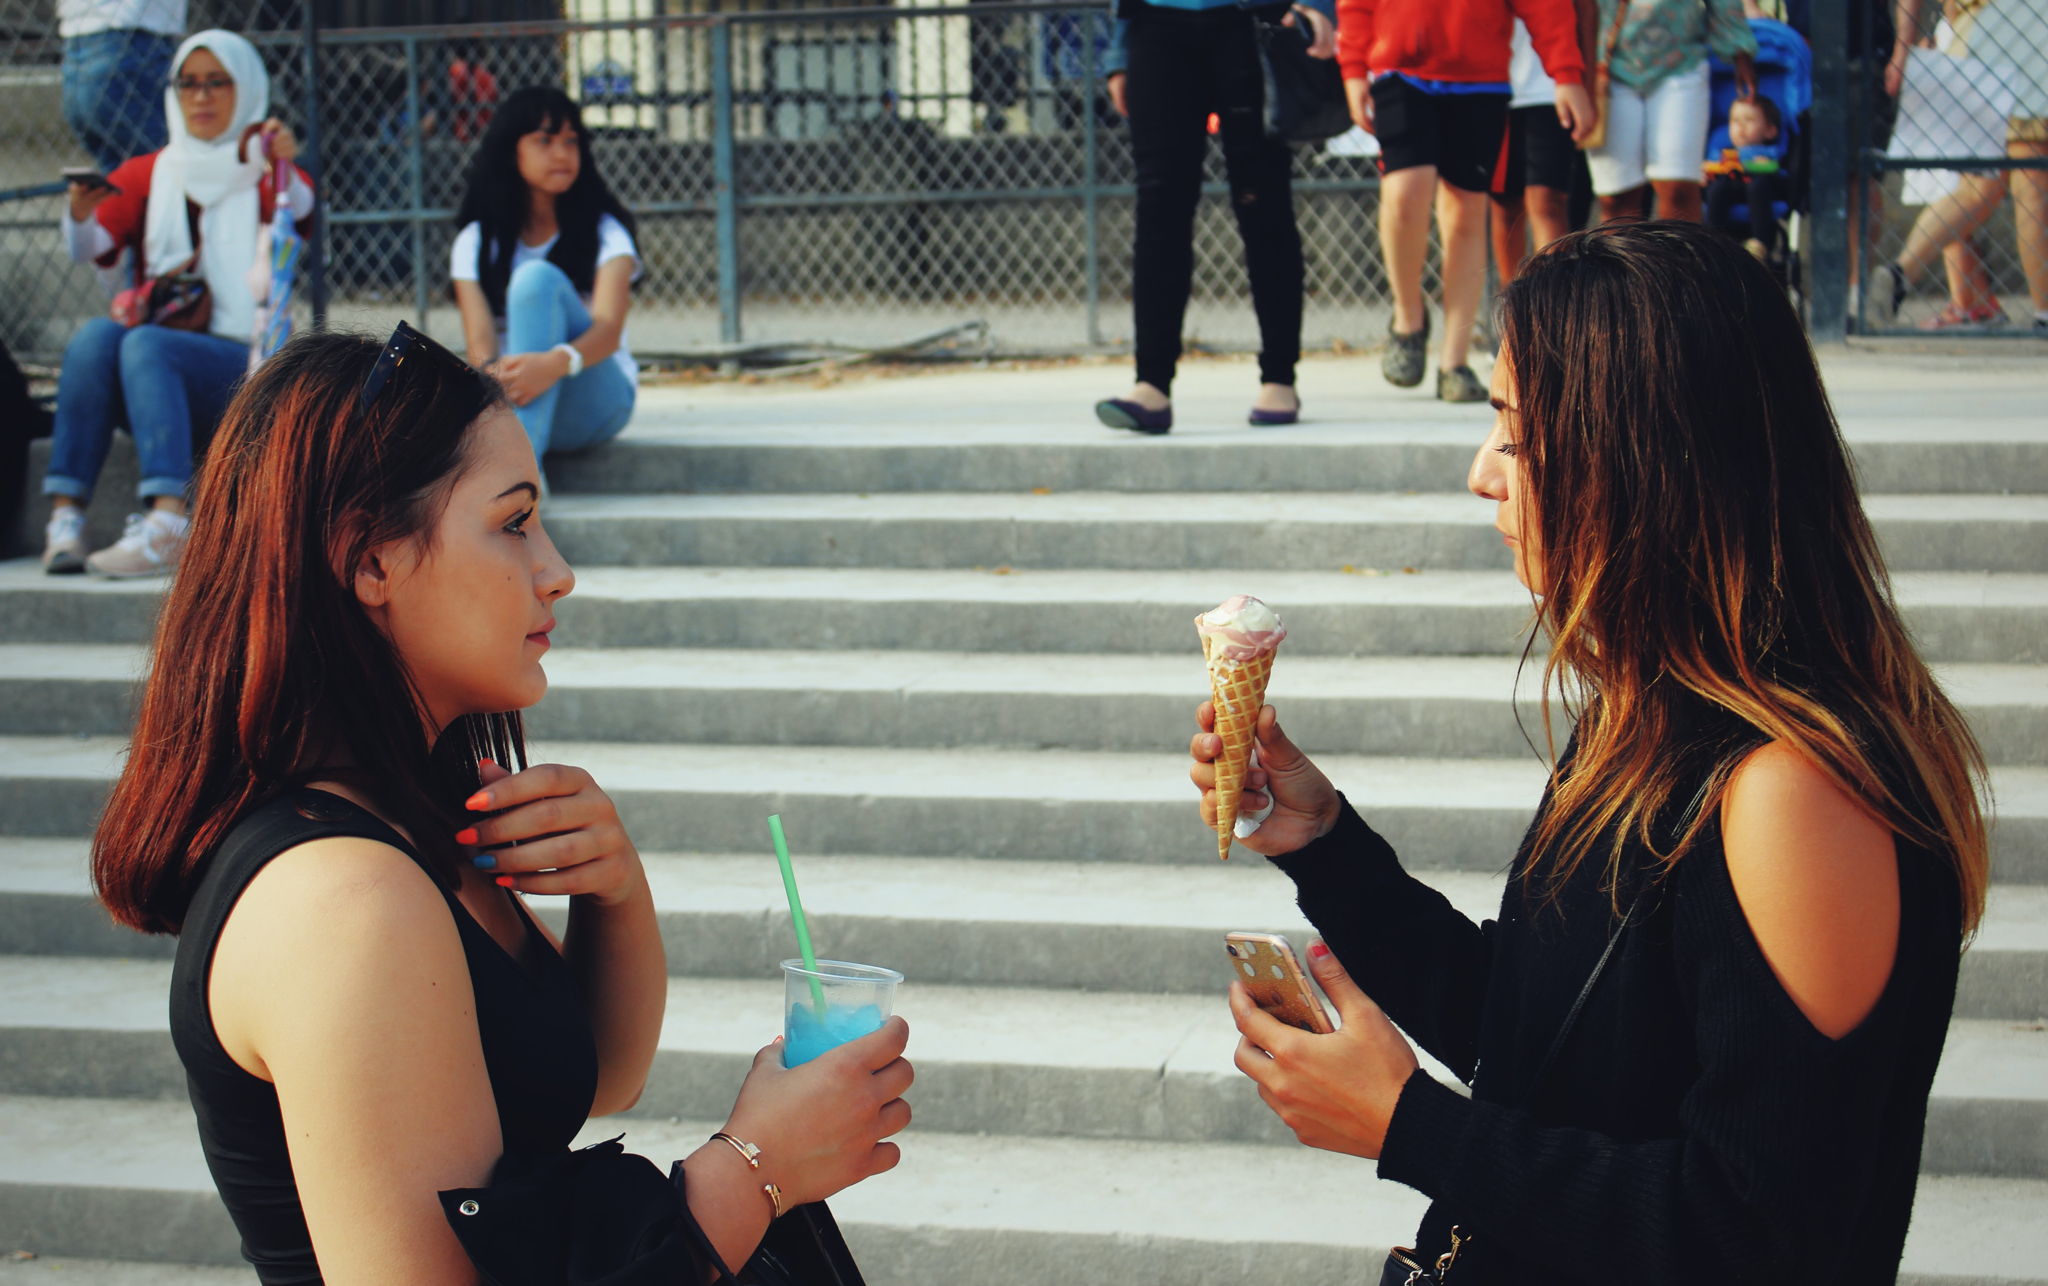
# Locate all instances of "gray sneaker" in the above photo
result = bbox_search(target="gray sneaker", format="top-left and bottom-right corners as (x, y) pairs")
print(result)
(1437, 364), (1488, 403)
(42, 507), (87, 575)
(1867, 263), (1907, 327)
(1382, 314), (1430, 388)
(87, 509), (189, 579)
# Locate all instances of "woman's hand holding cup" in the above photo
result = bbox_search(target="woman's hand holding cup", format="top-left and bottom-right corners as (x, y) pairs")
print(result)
(1188, 702), (1341, 856)
(723, 1018), (915, 1206)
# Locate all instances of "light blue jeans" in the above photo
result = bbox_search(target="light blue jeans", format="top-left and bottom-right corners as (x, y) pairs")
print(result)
(62, 28), (174, 174)
(503, 259), (635, 460)
(43, 319), (247, 503)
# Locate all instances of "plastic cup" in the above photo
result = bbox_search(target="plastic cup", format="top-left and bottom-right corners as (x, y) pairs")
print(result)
(781, 959), (903, 1068)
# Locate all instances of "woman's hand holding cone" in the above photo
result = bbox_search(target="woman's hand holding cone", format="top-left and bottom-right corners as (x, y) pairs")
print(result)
(1188, 702), (1341, 858)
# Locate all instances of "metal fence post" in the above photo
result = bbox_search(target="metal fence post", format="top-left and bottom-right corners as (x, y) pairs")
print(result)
(711, 19), (742, 346)
(1806, 2), (1849, 343)
(405, 34), (431, 333)
(302, 5), (328, 329)
(1082, 12), (1102, 348)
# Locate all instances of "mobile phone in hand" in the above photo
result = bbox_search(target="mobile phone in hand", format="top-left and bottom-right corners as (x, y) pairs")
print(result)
(61, 166), (116, 193)
(1225, 931), (1335, 1034)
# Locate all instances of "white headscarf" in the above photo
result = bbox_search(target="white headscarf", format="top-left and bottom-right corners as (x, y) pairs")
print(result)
(144, 31), (270, 339)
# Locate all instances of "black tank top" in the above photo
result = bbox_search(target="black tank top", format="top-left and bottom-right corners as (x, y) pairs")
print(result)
(169, 787), (599, 1284)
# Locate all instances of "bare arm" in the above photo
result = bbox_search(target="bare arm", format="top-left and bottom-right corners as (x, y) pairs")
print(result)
(1720, 741), (1900, 1040)
(211, 838), (501, 1285)
(453, 279), (499, 368)
(562, 255), (635, 369)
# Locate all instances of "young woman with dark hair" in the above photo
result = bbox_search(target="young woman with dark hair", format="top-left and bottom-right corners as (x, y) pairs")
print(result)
(1189, 220), (1988, 1284)
(93, 327), (911, 1283)
(451, 86), (640, 479)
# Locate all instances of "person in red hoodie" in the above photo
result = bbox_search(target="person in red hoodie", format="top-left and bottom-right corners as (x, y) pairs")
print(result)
(1340, 0), (1592, 401)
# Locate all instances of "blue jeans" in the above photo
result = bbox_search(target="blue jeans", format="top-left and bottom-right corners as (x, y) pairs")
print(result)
(62, 30), (174, 174)
(503, 260), (636, 459)
(44, 319), (248, 503)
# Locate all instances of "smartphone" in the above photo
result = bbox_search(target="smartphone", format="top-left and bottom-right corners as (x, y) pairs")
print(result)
(61, 166), (116, 193)
(1225, 931), (1335, 1034)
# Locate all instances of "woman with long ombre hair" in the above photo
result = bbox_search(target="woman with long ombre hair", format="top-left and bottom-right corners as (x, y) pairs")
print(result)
(1189, 220), (1988, 1284)
(91, 327), (911, 1284)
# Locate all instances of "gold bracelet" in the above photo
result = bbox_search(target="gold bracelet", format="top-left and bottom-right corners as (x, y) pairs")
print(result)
(763, 1181), (787, 1220)
(709, 1131), (761, 1169)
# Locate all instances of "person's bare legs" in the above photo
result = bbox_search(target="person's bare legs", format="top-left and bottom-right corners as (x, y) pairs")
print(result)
(1650, 179), (1703, 223)
(1491, 195), (1530, 285)
(1524, 185), (1573, 252)
(1120, 380), (1171, 411)
(1943, 239), (1999, 316)
(1895, 173), (2008, 282)
(1598, 184), (1650, 223)
(2010, 138), (2048, 318)
(1380, 165), (1439, 335)
(1438, 181), (1490, 371)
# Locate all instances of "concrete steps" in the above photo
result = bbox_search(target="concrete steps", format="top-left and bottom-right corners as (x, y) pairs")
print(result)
(5, 839), (2044, 1022)
(4, 956), (2046, 1173)
(7, 735), (2048, 879)
(535, 491), (2048, 573)
(6, 644), (2045, 766)
(2, 353), (2042, 1282)
(6, 562), (2048, 662)
(5, 1095), (2048, 1284)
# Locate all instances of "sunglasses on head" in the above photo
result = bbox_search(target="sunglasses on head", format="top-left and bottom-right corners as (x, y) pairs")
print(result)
(358, 320), (475, 414)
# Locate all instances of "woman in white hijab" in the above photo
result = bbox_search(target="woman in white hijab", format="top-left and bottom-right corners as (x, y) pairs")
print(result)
(43, 29), (314, 579)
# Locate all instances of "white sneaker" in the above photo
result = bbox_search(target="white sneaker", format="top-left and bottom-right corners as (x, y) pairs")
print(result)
(42, 507), (88, 575)
(86, 509), (190, 579)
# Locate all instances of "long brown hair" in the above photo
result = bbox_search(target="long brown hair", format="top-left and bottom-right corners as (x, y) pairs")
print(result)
(94, 330), (519, 935)
(1500, 221), (1988, 933)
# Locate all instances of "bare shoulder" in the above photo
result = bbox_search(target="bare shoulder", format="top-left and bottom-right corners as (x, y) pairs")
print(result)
(1718, 741), (1900, 1041)
(211, 837), (466, 1077)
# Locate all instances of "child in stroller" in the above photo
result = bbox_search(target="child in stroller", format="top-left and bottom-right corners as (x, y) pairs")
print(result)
(1705, 17), (1811, 285)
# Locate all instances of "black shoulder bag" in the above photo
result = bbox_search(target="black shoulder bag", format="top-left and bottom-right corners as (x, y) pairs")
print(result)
(440, 1136), (865, 1286)
(1240, 1), (1352, 143)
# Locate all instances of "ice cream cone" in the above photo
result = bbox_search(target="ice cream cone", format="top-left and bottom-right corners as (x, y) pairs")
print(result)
(1206, 633), (1275, 859)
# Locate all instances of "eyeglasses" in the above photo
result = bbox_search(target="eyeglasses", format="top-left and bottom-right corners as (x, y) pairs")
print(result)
(359, 320), (475, 414)
(171, 75), (235, 98)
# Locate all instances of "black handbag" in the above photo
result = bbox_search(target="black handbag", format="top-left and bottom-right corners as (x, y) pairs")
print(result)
(440, 1135), (867, 1286)
(1240, 2), (1351, 144)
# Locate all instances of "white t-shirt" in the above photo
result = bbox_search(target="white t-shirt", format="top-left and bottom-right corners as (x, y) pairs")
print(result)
(450, 213), (641, 386)
(59, 0), (187, 38)
(1509, 21), (1558, 110)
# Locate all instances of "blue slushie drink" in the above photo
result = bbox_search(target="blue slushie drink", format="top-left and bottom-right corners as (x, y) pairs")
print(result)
(781, 959), (903, 1068)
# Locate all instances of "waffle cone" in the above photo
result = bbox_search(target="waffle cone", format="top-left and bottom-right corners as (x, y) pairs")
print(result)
(1205, 635), (1275, 859)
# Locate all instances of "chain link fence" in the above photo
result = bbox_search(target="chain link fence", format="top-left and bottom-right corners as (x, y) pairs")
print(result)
(1858, 0), (2048, 336)
(2, 0), (1425, 365)
(10, 1), (2048, 364)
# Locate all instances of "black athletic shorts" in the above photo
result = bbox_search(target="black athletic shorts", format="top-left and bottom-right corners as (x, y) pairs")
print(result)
(1495, 103), (1578, 197)
(1370, 75), (1511, 193)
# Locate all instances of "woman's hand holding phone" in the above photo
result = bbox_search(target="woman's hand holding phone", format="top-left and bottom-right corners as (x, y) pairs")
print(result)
(1188, 702), (1341, 857)
(1230, 941), (1419, 1160)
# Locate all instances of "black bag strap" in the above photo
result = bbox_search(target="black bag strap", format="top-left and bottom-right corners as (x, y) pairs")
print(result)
(1528, 770), (1715, 1095)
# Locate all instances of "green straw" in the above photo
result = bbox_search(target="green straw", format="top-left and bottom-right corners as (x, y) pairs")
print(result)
(769, 814), (828, 1015)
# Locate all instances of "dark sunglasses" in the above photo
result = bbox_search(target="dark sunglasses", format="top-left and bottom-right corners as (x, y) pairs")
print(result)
(359, 320), (473, 413)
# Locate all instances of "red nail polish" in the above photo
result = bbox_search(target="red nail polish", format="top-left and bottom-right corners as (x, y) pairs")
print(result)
(494, 875), (515, 888)
(1308, 941), (1331, 960)
(454, 827), (479, 846)
(464, 793), (491, 811)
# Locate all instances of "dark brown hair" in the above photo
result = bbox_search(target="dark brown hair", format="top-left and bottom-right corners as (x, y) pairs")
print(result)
(1499, 220), (1988, 932)
(93, 329), (519, 934)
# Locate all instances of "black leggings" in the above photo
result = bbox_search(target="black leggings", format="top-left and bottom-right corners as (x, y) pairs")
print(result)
(1125, 3), (1304, 393)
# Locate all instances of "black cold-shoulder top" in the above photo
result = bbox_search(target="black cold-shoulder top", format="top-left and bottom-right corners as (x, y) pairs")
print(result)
(1275, 760), (1963, 1285)
(168, 787), (599, 1284)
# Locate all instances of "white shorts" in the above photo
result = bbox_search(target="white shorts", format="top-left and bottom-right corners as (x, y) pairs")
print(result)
(1586, 59), (1711, 194)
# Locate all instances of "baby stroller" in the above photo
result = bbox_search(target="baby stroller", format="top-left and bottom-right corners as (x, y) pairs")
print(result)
(1707, 18), (1813, 297)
